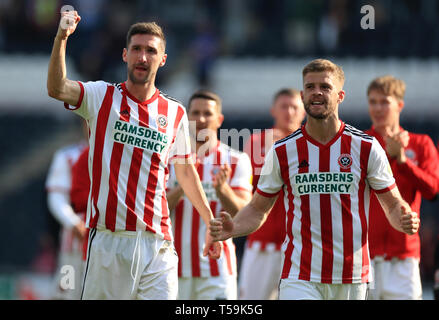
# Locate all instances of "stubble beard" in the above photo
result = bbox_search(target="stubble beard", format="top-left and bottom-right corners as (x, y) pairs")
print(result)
(128, 65), (153, 85)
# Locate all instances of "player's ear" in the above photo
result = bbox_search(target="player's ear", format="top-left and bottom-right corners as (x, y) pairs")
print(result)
(217, 113), (224, 127)
(122, 48), (128, 63)
(338, 90), (345, 103)
(397, 99), (405, 112)
(159, 53), (167, 67)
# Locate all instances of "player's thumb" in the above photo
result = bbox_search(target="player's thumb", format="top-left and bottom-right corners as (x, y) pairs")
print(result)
(202, 245), (209, 257)
(220, 211), (231, 221)
(400, 205), (411, 216)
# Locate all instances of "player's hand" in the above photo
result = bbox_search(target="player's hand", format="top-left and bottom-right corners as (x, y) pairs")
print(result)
(209, 211), (234, 242)
(400, 206), (420, 235)
(72, 220), (87, 241)
(384, 128), (409, 162)
(56, 9), (81, 40)
(212, 164), (232, 192)
(203, 230), (222, 259)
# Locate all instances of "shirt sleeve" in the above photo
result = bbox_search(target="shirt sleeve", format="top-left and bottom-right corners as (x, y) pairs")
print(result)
(46, 149), (81, 228)
(64, 80), (109, 120)
(255, 145), (284, 197)
(229, 152), (253, 192)
(367, 138), (396, 193)
(45, 150), (71, 192)
(169, 109), (192, 162)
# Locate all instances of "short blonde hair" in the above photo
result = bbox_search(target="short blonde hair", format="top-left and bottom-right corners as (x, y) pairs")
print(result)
(367, 75), (406, 101)
(302, 59), (345, 87)
(126, 22), (166, 50)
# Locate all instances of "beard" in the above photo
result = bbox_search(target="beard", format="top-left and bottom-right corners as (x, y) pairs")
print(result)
(127, 64), (153, 84)
(304, 100), (333, 119)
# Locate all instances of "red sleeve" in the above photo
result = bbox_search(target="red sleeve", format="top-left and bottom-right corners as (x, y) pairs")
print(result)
(70, 147), (90, 213)
(396, 134), (439, 199)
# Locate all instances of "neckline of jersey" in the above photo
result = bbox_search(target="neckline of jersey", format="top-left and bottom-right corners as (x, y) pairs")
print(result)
(121, 82), (160, 105)
(301, 120), (346, 149)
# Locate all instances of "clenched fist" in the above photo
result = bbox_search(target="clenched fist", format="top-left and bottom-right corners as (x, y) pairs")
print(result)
(400, 206), (420, 235)
(209, 211), (234, 242)
(56, 7), (81, 40)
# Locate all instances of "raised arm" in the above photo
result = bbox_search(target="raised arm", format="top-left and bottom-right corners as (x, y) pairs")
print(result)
(47, 9), (82, 105)
(375, 186), (420, 235)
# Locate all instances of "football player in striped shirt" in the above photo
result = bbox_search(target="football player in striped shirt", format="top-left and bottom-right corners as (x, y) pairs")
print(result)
(167, 90), (253, 299)
(239, 88), (305, 300)
(210, 59), (420, 300)
(47, 10), (220, 299)
(366, 75), (439, 300)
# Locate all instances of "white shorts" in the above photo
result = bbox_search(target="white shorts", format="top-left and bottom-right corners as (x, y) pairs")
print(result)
(238, 243), (282, 300)
(279, 278), (368, 300)
(178, 275), (237, 300)
(81, 229), (178, 300)
(368, 257), (422, 300)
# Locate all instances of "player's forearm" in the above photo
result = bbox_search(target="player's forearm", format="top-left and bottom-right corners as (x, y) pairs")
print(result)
(166, 186), (184, 211)
(215, 184), (250, 216)
(175, 163), (214, 225)
(47, 192), (81, 228)
(47, 35), (68, 99)
(230, 201), (268, 238)
(385, 200), (407, 233)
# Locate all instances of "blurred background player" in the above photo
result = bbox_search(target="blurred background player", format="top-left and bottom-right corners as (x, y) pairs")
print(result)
(70, 146), (91, 263)
(209, 59), (420, 300)
(167, 90), (252, 299)
(47, 10), (220, 299)
(239, 88), (305, 300)
(45, 125), (87, 299)
(365, 75), (439, 300)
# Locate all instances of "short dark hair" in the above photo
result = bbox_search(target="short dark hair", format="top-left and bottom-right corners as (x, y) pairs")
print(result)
(126, 22), (166, 50)
(273, 88), (301, 103)
(188, 90), (222, 114)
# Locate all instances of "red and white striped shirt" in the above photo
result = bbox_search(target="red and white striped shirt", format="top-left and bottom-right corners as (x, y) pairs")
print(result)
(67, 81), (191, 240)
(168, 142), (253, 278)
(256, 121), (396, 284)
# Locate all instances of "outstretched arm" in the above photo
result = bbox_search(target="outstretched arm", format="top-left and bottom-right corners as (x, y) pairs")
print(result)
(174, 161), (221, 259)
(47, 9), (82, 105)
(209, 192), (278, 242)
(375, 186), (420, 235)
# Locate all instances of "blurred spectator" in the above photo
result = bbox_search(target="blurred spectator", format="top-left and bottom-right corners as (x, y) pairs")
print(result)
(190, 20), (219, 87)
